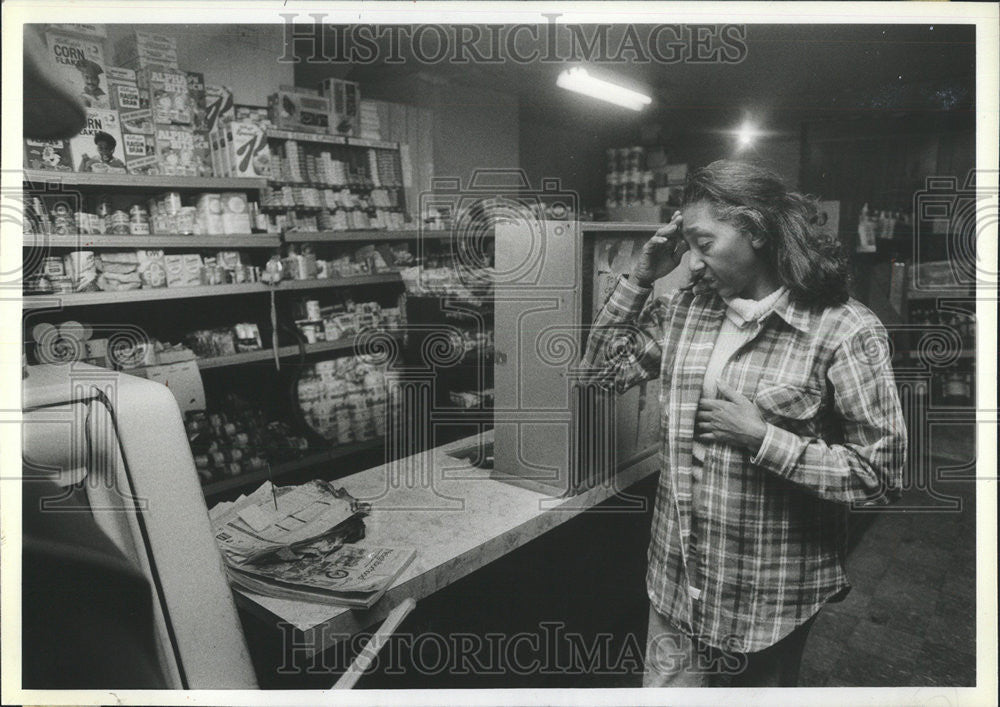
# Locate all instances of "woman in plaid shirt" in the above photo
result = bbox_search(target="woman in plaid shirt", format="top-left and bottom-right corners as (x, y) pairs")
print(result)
(582, 160), (907, 687)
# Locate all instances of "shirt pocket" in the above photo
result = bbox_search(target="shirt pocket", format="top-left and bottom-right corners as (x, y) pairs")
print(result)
(754, 381), (824, 425)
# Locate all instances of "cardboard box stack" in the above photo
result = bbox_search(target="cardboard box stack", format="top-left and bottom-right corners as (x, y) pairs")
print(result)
(319, 78), (360, 137)
(107, 66), (158, 175)
(268, 85), (330, 134)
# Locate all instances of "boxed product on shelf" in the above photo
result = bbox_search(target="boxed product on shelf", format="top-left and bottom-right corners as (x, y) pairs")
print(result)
(106, 66), (145, 111)
(185, 71), (208, 131)
(119, 110), (158, 175)
(191, 130), (214, 177)
(115, 30), (180, 69)
(138, 67), (192, 124)
(23, 138), (73, 171)
(297, 356), (390, 444)
(45, 29), (111, 109)
(154, 124), (198, 176)
(47, 24), (108, 39)
(220, 192), (252, 234)
(268, 85), (330, 133)
(212, 119), (271, 178)
(319, 77), (360, 136)
(196, 193), (225, 234)
(63, 250), (97, 291)
(235, 104), (271, 127)
(204, 85), (236, 134)
(70, 108), (127, 173)
(233, 323), (263, 352)
(164, 253), (203, 288)
(136, 249), (168, 288)
(358, 100), (381, 140)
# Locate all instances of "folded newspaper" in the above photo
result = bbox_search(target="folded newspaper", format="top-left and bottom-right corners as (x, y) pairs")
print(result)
(210, 480), (415, 608)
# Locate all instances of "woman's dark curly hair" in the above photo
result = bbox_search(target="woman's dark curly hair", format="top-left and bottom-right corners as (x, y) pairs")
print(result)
(682, 160), (850, 307)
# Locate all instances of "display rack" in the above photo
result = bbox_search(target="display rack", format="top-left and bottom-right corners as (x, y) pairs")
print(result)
(195, 331), (404, 370)
(24, 234), (282, 249)
(22, 170), (266, 191)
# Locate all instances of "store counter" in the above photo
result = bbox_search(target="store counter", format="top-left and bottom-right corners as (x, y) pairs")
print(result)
(233, 430), (658, 656)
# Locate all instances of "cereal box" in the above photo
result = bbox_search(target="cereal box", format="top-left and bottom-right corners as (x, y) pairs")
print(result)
(115, 31), (179, 69)
(136, 250), (167, 289)
(138, 67), (192, 124)
(268, 85), (329, 133)
(220, 120), (271, 178)
(106, 66), (145, 111)
(48, 24), (108, 39)
(192, 130), (214, 178)
(70, 109), (127, 173)
(154, 125), (198, 176)
(24, 139), (73, 171)
(204, 85), (235, 134)
(45, 30), (110, 109)
(235, 104), (271, 127)
(186, 72), (209, 132)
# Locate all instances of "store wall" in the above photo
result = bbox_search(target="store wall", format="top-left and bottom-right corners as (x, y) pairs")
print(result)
(104, 25), (295, 106)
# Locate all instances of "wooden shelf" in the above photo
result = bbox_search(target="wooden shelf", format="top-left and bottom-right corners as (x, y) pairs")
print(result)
(23, 282), (268, 309)
(284, 230), (444, 243)
(23, 234), (281, 249)
(580, 222), (664, 233)
(22, 274), (402, 309)
(22, 170), (266, 191)
(197, 331), (404, 370)
(277, 273), (402, 290)
(266, 129), (399, 151)
(201, 437), (385, 498)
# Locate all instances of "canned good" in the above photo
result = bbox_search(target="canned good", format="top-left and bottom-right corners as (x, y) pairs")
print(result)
(161, 191), (183, 215)
(42, 257), (65, 277)
(109, 210), (130, 235)
(176, 206), (197, 235)
(129, 219), (150, 235)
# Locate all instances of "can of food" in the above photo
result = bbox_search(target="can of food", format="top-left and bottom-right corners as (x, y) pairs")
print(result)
(129, 219), (150, 235)
(109, 210), (130, 235)
(161, 191), (183, 215)
(305, 300), (322, 320)
(176, 206), (197, 235)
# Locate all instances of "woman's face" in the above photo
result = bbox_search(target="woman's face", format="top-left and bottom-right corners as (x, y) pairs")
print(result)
(680, 200), (766, 300)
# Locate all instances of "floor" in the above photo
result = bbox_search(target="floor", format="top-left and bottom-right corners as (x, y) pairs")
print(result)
(799, 441), (978, 687)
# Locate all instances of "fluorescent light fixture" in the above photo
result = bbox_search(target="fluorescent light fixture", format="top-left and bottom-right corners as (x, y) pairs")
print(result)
(556, 67), (652, 111)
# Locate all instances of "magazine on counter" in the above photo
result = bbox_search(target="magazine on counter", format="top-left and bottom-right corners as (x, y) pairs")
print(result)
(210, 479), (415, 608)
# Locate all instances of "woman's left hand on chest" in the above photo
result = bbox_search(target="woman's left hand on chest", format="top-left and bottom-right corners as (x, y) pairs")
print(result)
(696, 380), (769, 452)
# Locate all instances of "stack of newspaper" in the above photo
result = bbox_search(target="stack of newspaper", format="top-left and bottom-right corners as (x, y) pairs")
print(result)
(209, 480), (415, 608)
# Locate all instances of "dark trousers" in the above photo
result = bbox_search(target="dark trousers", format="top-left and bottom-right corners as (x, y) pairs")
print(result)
(643, 605), (818, 687)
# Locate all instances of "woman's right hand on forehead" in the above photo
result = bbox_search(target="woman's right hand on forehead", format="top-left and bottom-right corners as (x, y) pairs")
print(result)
(629, 211), (685, 288)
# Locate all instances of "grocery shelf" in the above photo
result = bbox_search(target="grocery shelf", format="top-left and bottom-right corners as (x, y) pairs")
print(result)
(22, 282), (268, 309)
(284, 229), (441, 242)
(197, 330), (404, 370)
(23, 234), (281, 249)
(266, 129), (399, 151)
(22, 170), (266, 191)
(277, 273), (403, 290)
(201, 436), (386, 498)
(266, 128), (349, 145)
(580, 221), (665, 233)
(22, 274), (403, 309)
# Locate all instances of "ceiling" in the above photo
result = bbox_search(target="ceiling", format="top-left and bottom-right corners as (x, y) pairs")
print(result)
(299, 23), (976, 129)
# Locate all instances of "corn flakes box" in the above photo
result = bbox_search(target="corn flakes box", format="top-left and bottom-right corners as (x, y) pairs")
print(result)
(70, 109), (127, 173)
(45, 30), (110, 109)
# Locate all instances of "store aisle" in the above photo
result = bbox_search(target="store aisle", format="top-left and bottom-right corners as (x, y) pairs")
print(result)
(800, 445), (977, 687)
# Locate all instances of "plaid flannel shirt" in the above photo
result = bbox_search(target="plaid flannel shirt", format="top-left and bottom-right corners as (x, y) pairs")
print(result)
(581, 275), (906, 652)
